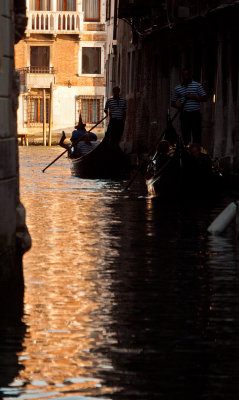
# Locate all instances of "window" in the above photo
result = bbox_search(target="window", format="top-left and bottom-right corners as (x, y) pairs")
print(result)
(30, 46), (50, 68)
(106, 0), (111, 20)
(82, 0), (100, 21)
(82, 47), (101, 74)
(77, 96), (104, 124)
(27, 96), (49, 123)
(57, 0), (76, 11)
(30, 0), (50, 10)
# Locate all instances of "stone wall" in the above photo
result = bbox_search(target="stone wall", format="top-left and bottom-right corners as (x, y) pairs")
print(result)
(0, 1), (18, 280)
(0, 0), (30, 294)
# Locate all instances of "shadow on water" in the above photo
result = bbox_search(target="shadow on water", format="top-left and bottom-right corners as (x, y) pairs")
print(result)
(93, 197), (239, 400)
(0, 288), (27, 400)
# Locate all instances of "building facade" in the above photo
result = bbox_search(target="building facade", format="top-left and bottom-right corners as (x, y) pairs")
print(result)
(15, 0), (107, 143)
(106, 0), (239, 169)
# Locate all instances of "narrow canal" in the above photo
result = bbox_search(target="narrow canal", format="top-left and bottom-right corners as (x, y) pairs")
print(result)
(1, 147), (239, 400)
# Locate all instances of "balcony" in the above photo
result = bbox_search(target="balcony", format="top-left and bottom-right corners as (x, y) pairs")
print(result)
(26, 11), (83, 35)
(18, 67), (56, 91)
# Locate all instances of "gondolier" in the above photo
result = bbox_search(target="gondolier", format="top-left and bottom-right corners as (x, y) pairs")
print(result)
(59, 115), (97, 157)
(104, 86), (127, 145)
(71, 115), (97, 142)
(171, 68), (207, 145)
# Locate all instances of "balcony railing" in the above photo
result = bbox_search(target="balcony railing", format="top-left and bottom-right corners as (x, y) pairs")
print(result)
(26, 11), (83, 34)
(18, 67), (56, 91)
(21, 66), (56, 74)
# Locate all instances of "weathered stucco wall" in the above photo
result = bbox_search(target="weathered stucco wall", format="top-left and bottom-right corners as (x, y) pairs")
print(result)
(0, 0), (30, 294)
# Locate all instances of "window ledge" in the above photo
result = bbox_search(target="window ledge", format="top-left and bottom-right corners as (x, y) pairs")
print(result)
(84, 21), (101, 24)
(78, 73), (104, 78)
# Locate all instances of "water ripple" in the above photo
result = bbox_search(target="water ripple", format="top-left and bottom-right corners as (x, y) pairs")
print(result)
(1, 147), (239, 399)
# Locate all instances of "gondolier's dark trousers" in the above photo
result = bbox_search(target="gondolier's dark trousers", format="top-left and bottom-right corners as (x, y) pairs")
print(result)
(180, 110), (202, 145)
(107, 118), (125, 145)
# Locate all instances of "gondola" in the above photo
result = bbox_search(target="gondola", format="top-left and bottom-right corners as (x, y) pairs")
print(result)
(70, 137), (130, 179)
(145, 138), (223, 200)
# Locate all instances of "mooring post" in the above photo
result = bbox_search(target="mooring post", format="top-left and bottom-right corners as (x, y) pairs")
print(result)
(48, 82), (53, 146)
(43, 89), (46, 146)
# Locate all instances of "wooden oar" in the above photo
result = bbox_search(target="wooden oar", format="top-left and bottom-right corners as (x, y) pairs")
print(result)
(42, 116), (107, 173)
(122, 110), (180, 192)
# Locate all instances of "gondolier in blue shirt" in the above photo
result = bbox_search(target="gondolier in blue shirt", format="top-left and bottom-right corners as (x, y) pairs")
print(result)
(59, 115), (97, 157)
(104, 86), (127, 145)
(171, 68), (207, 145)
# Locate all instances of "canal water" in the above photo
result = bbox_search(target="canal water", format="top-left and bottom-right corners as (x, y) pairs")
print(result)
(1, 146), (239, 400)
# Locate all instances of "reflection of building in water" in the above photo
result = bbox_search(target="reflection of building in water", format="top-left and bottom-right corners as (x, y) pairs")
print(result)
(14, 177), (117, 396)
(15, 0), (107, 144)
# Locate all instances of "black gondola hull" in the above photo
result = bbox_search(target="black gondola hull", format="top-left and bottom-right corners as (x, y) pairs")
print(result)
(146, 145), (223, 200)
(70, 139), (130, 179)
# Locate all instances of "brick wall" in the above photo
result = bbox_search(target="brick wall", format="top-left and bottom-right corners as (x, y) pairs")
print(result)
(15, 35), (106, 87)
(14, 40), (27, 69)
(53, 36), (79, 84)
(83, 23), (105, 31)
(82, 34), (106, 41)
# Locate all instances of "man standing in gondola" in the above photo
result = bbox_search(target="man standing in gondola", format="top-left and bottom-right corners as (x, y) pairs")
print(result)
(171, 68), (207, 145)
(104, 86), (127, 145)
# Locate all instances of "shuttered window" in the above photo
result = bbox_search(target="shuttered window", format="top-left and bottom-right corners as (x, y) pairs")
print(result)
(25, 96), (49, 124)
(82, 0), (100, 21)
(106, 0), (111, 20)
(30, 46), (50, 68)
(82, 47), (101, 74)
(29, 0), (50, 10)
(76, 96), (104, 125)
(57, 0), (76, 11)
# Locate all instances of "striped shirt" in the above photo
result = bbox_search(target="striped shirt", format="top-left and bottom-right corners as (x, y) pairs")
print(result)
(171, 81), (206, 112)
(104, 97), (127, 120)
(74, 141), (98, 155)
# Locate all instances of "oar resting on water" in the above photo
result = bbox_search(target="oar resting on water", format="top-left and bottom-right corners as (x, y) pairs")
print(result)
(42, 116), (107, 173)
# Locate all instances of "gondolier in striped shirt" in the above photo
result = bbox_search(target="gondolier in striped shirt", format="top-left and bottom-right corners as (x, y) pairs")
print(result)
(104, 86), (127, 145)
(171, 68), (207, 145)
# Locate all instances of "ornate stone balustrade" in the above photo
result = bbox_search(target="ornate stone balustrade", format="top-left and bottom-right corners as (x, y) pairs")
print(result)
(26, 11), (83, 35)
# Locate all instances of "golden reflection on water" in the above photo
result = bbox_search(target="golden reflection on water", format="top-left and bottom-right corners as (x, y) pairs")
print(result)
(4, 147), (239, 400)
(17, 147), (121, 398)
